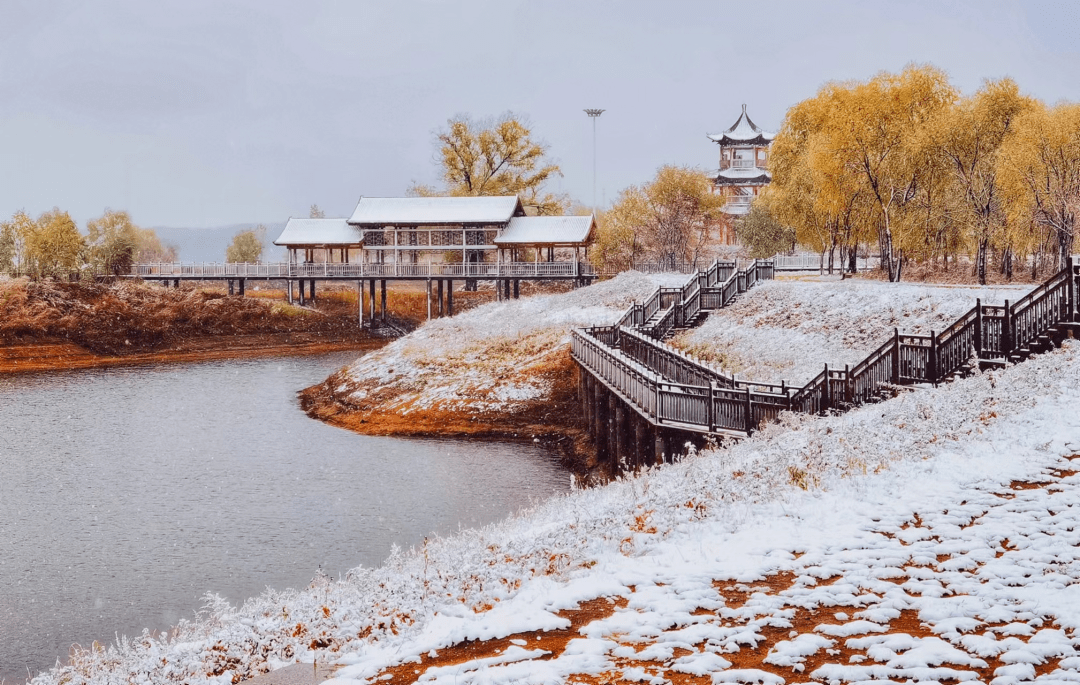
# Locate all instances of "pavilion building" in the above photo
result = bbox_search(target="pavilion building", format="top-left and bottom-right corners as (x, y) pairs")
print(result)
(707, 105), (775, 243)
(272, 195), (595, 316)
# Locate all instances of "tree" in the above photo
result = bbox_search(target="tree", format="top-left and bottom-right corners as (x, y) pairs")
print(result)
(412, 113), (568, 215)
(826, 65), (957, 281)
(0, 211), (36, 276)
(309, 204), (325, 218)
(599, 166), (726, 270)
(226, 226), (265, 262)
(932, 78), (1033, 283)
(133, 227), (178, 263)
(86, 209), (138, 275)
(23, 208), (84, 279)
(736, 197), (795, 258)
(998, 102), (1080, 269)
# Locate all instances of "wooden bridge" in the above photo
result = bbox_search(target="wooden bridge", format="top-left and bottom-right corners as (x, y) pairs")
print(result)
(571, 257), (1080, 471)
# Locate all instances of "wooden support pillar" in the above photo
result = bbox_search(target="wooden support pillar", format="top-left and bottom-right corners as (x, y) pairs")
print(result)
(357, 281), (364, 326)
(368, 280), (376, 321)
(228, 279), (234, 296)
(594, 385), (610, 464)
(608, 394), (620, 469)
(380, 279), (387, 321)
(238, 279), (245, 296)
(655, 431), (667, 465)
(426, 279), (432, 320)
(299, 279), (306, 306)
(310, 279), (316, 304)
(513, 279), (520, 299)
(287, 279), (293, 304)
(633, 415), (647, 470)
(437, 279), (444, 316)
(447, 279), (454, 316)
(614, 405), (627, 470)
(173, 279), (180, 288)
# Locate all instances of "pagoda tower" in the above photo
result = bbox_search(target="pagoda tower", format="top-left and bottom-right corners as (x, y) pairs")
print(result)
(707, 105), (775, 243)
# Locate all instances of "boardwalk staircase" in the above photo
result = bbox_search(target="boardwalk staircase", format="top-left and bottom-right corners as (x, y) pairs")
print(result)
(571, 256), (1080, 468)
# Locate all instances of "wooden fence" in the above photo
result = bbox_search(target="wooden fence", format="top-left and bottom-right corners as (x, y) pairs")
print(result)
(573, 256), (1080, 438)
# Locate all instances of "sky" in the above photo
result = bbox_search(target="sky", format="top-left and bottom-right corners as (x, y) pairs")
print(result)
(1, 0), (1079, 229)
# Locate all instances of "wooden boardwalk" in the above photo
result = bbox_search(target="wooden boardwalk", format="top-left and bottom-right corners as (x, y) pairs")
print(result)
(571, 257), (1080, 469)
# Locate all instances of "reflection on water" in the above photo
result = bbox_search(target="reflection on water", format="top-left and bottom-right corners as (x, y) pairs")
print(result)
(0, 352), (568, 682)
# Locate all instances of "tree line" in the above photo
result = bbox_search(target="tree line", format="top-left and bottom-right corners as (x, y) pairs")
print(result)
(757, 64), (1080, 283)
(0, 208), (272, 279)
(0, 208), (177, 279)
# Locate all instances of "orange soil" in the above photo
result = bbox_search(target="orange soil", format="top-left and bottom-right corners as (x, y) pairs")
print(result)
(0, 334), (382, 375)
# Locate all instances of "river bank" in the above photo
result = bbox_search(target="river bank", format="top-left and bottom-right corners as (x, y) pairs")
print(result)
(0, 278), (494, 374)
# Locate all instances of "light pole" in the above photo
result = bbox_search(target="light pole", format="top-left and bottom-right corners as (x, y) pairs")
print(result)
(584, 109), (604, 211)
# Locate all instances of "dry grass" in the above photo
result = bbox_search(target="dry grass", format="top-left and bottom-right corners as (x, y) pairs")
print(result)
(0, 279), (435, 356)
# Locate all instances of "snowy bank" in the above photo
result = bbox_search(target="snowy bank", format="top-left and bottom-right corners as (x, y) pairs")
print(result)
(672, 278), (1031, 385)
(333, 271), (687, 415)
(35, 333), (1080, 683)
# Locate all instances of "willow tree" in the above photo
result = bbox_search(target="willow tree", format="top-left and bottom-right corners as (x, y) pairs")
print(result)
(20, 209), (84, 279)
(86, 209), (139, 275)
(998, 102), (1080, 270)
(769, 85), (874, 273)
(824, 65), (957, 281)
(412, 113), (568, 215)
(931, 78), (1033, 283)
(600, 166), (725, 270)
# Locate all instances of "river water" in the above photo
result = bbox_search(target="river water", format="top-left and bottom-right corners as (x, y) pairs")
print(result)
(0, 352), (568, 682)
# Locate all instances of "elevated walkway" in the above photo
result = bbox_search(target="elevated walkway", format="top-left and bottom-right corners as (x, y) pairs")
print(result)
(571, 257), (1080, 471)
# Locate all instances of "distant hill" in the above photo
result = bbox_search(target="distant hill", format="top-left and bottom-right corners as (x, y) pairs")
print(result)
(149, 222), (287, 263)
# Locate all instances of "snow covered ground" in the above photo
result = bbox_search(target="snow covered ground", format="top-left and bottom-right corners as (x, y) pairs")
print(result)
(672, 277), (1031, 385)
(36, 333), (1080, 684)
(330, 271), (688, 415)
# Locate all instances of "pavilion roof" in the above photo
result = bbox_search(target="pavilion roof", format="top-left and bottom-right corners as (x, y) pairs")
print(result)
(273, 218), (362, 246)
(707, 105), (776, 146)
(494, 215), (595, 246)
(347, 196), (525, 226)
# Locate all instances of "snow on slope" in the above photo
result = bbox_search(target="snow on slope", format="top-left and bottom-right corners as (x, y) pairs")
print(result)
(335, 271), (687, 413)
(36, 339), (1080, 684)
(673, 278), (1030, 385)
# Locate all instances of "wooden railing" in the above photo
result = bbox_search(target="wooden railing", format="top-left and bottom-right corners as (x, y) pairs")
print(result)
(130, 261), (599, 279)
(573, 255), (1080, 438)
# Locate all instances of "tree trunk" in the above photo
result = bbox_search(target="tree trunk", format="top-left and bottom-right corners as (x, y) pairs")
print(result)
(976, 237), (989, 286)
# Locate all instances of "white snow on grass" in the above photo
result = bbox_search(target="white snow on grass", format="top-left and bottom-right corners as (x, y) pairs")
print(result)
(673, 277), (1030, 385)
(36, 339), (1080, 685)
(334, 271), (687, 414)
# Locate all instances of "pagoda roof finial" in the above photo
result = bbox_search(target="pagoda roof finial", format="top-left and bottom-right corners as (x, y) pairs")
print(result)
(706, 105), (776, 145)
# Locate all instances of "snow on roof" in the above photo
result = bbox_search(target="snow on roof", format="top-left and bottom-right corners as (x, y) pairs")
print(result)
(273, 218), (362, 246)
(493, 215), (595, 246)
(714, 167), (773, 180)
(707, 104), (776, 145)
(347, 196), (525, 226)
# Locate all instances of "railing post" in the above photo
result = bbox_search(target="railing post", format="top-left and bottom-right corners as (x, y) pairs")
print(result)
(707, 381), (715, 431)
(744, 386), (753, 434)
(1069, 256), (1077, 322)
(929, 332), (938, 386)
(822, 363), (830, 412)
(892, 328), (900, 384)
(974, 298), (983, 359)
(845, 364), (852, 405)
(1004, 299), (1013, 359)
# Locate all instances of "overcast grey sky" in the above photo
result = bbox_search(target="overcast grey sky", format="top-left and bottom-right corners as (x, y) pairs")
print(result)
(1, 0), (1079, 228)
